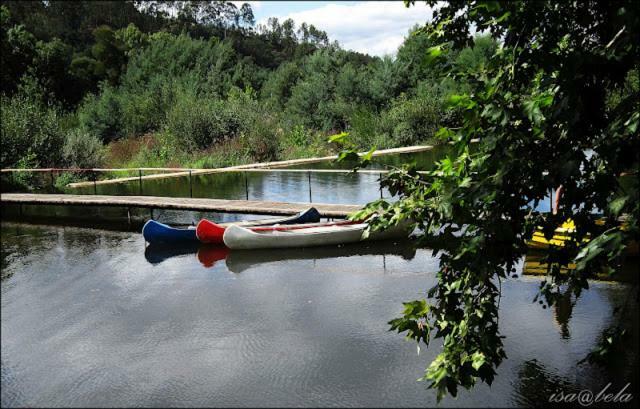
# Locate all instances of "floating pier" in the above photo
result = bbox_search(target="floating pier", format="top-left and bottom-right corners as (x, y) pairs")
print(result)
(0, 193), (361, 218)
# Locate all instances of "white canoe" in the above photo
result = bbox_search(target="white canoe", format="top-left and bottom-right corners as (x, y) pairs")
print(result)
(223, 222), (411, 250)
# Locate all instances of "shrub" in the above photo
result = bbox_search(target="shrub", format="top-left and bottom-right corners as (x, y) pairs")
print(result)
(0, 93), (64, 168)
(5, 154), (39, 191)
(54, 171), (85, 191)
(62, 129), (104, 169)
(242, 116), (280, 162)
(165, 91), (241, 150)
(379, 93), (444, 147)
(348, 108), (382, 149)
(188, 140), (251, 169)
(283, 124), (310, 147)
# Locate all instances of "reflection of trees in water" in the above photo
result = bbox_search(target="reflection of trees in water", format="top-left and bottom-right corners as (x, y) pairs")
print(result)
(1, 223), (54, 280)
(193, 172), (246, 199)
(1, 223), (133, 280)
(514, 284), (639, 408)
(513, 359), (579, 408)
(60, 226), (133, 257)
(551, 289), (577, 340)
(592, 283), (640, 402)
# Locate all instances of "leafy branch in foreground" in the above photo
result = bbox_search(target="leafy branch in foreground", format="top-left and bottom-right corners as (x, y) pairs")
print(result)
(339, 0), (639, 401)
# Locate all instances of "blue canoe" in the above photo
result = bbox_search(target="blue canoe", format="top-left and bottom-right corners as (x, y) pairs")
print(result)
(142, 207), (321, 245)
(142, 220), (198, 244)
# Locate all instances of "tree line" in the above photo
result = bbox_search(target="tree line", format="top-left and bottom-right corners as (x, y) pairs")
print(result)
(1, 0), (494, 181)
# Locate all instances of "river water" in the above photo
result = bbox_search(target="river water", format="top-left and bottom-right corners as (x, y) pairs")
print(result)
(1, 148), (638, 407)
(2, 222), (638, 407)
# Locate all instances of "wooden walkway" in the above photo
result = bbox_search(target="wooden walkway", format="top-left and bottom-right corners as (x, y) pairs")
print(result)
(0, 193), (362, 218)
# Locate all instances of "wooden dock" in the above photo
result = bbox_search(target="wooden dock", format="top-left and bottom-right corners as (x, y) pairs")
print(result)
(0, 193), (362, 218)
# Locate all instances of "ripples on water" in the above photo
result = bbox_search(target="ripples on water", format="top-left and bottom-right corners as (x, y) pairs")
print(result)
(1, 222), (638, 407)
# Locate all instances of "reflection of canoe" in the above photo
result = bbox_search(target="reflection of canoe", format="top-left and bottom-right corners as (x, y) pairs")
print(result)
(226, 241), (416, 274)
(523, 252), (638, 281)
(196, 207), (321, 244)
(144, 242), (200, 264)
(142, 220), (198, 244)
(144, 242), (229, 267)
(523, 257), (577, 275)
(197, 245), (230, 267)
(223, 221), (412, 250)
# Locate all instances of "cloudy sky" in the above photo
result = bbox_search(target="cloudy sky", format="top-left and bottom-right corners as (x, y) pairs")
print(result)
(239, 1), (434, 57)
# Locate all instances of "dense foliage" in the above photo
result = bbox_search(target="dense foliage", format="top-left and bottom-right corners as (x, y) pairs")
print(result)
(1, 0), (493, 177)
(342, 0), (639, 401)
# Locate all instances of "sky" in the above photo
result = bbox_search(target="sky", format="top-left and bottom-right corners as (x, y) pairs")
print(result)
(234, 1), (434, 57)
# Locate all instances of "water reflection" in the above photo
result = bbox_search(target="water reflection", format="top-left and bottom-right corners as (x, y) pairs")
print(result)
(2, 223), (638, 407)
(224, 241), (416, 274)
(197, 246), (230, 268)
(144, 242), (202, 265)
(143, 240), (418, 273)
(553, 290), (577, 340)
(513, 359), (577, 408)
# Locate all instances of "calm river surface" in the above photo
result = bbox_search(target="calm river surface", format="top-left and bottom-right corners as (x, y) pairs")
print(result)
(1, 222), (638, 407)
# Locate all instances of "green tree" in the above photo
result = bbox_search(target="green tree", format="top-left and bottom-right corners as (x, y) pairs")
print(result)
(345, 0), (639, 401)
(77, 85), (124, 142)
(31, 38), (74, 105)
(115, 23), (148, 57)
(1, 13), (37, 95)
(91, 25), (127, 85)
(261, 61), (301, 108)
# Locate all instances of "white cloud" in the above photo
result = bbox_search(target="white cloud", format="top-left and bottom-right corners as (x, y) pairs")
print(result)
(257, 1), (434, 57)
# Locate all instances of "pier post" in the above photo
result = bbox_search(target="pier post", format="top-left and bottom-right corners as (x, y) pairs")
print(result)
(139, 169), (143, 195)
(244, 173), (249, 200)
(127, 207), (131, 225)
(380, 172), (383, 199)
(308, 171), (312, 203)
(50, 169), (55, 192)
(93, 172), (97, 195)
(189, 170), (193, 198)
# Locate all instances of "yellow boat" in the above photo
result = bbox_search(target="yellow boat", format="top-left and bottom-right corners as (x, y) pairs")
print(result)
(527, 220), (583, 249)
(526, 218), (638, 255)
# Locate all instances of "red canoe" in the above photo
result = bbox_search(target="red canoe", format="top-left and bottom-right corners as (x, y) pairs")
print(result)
(196, 219), (358, 244)
(196, 207), (322, 244)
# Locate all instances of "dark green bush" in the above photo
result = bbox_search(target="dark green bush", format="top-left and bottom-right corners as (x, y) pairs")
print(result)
(77, 85), (123, 142)
(0, 93), (64, 168)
